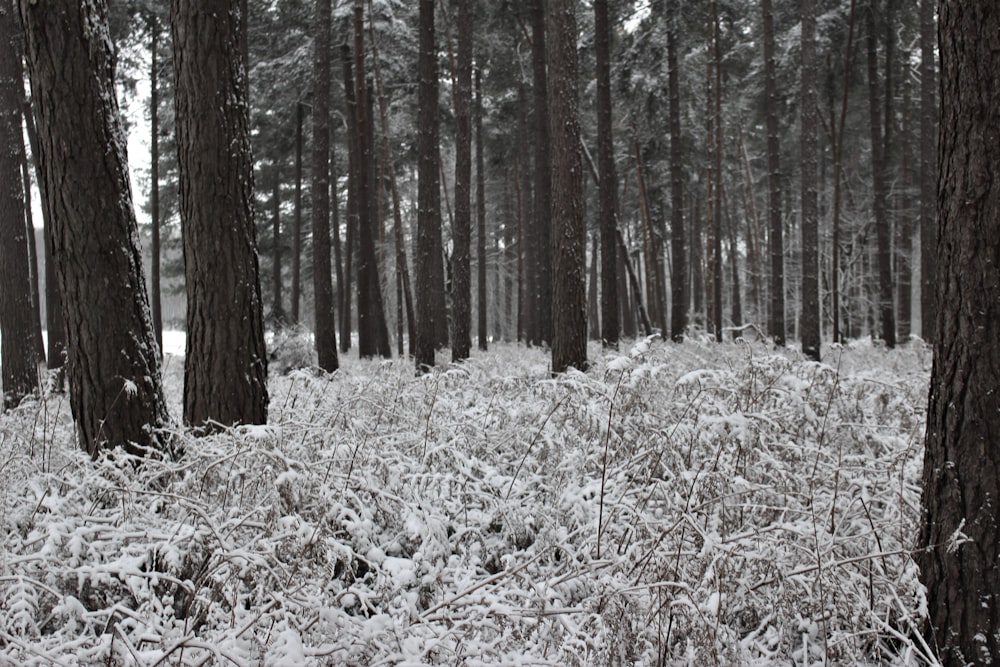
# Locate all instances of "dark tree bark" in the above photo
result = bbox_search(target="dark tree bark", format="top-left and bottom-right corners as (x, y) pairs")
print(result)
(415, 0), (441, 371)
(291, 101), (304, 326)
(531, 0), (551, 347)
(312, 0), (337, 371)
(918, 0), (936, 342)
(918, 4), (1000, 663)
(171, 0), (268, 430)
(19, 0), (169, 454)
(761, 0), (785, 347)
(353, 3), (390, 360)
(799, 0), (820, 361)
(148, 14), (163, 354)
(595, 0), (618, 348)
(451, 0), (472, 362)
(0, 4), (38, 408)
(475, 67), (488, 351)
(547, 0), (586, 373)
(667, 2), (686, 342)
(866, 0), (895, 349)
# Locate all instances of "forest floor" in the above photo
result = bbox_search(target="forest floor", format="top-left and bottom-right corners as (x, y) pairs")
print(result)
(0, 332), (935, 666)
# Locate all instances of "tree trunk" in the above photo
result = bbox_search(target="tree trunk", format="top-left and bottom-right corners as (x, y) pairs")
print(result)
(866, 0), (895, 349)
(531, 0), (552, 347)
(799, 0), (820, 361)
(353, 4), (390, 359)
(0, 4), (38, 408)
(475, 67), (488, 351)
(761, 0), (785, 346)
(291, 100), (304, 325)
(547, 0), (586, 373)
(595, 0), (618, 348)
(918, 0), (935, 342)
(171, 0), (268, 430)
(711, 0), (724, 343)
(918, 4), (1000, 663)
(667, 2), (686, 341)
(451, 0), (472, 362)
(588, 232), (600, 340)
(148, 15), (163, 354)
(312, 0), (338, 371)
(340, 43), (357, 353)
(19, 0), (169, 453)
(415, 0), (441, 371)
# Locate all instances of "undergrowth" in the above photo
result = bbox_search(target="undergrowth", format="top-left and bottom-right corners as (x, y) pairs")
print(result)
(0, 336), (934, 665)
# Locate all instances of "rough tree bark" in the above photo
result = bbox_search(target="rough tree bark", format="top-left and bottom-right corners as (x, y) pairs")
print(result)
(451, 0), (472, 362)
(595, 0), (618, 348)
(547, 0), (586, 373)
(171, 0), (268, 430)
(761, 0), (785, 347)
(415, 0), (441, 371)
(918, 3), (1000, 664)
(312, 0), (338, 371)
(19, 0), (169, 454)
(799, 0), (821, 361)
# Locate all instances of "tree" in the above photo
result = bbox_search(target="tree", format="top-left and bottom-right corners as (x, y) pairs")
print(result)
(918, 3), (1000, 663)
(415, 0), (441, 371)
(312, 0), (338, 371)
(451, 0), (472, 362)
(171, 0), (268, 430)
(918, 0), (935, 342)
(148, 14), (164, 355)
(595, 0), (618, 348)
(475, 67), (488, 352)
(291, 100), (304, 326)
(0, 2), (37, 408)
(351, 1), (390, 359)
(799, 0), (820, 361)
(761, 0), (784, 347)
(866, 0), (895, 349)
(666, 0), (686, 343)
(19, 0), (170, 455)
(547, 0), (586, 374)
(531, 0), (551, 347)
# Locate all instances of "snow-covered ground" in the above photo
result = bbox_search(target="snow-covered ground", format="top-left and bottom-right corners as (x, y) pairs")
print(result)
(0, 335), (935, 665)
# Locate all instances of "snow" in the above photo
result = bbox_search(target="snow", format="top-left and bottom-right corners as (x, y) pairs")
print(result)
(0, 336), (936, 665)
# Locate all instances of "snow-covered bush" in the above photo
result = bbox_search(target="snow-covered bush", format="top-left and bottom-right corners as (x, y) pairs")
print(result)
(0, 338), (935, 665)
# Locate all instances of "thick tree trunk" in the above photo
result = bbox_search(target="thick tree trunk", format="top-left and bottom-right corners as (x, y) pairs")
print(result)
(595, 0), (618, 348)
(799, 0), (820, 361)
(19, 0), (169, 453)
(761, 0), (785, 346)
(171, 0), (268, 430)
(547, 0), (586, 373)
(0, 4), (38, 408)
(312, 0), (338, 371)
(918, 4), (1000, 663)
(451, 0), (472, 362)
(415, 0), (441, 370)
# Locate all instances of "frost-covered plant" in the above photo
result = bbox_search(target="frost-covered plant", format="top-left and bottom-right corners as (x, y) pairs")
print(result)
(0, 338), (935, 665)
